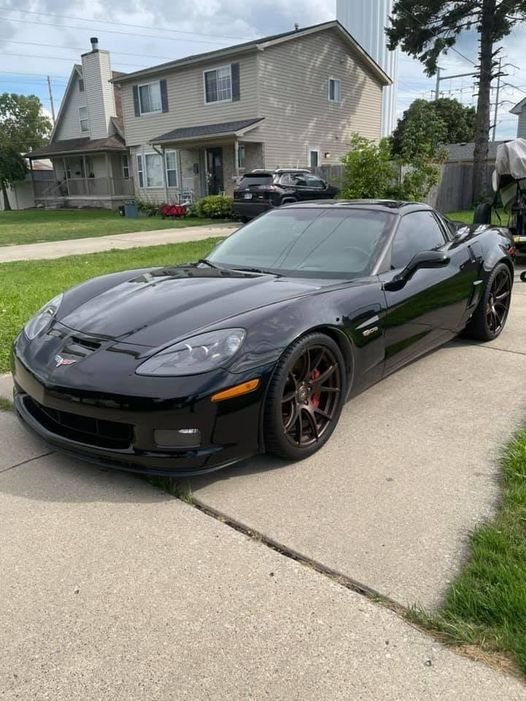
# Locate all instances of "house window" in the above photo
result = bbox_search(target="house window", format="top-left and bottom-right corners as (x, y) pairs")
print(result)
(122, 155), (129, 179)
(328, 78), (341, 103)
(78, 78), (84, 92)
(138, 81), (162, 114)
(204, 65), (232, 103)
(79, 106), (89, 132)
(236, 144), (246, 169)
(165, 151), (178, 187)
(136, 153), (165, 188)
(308, 149), (320, 168)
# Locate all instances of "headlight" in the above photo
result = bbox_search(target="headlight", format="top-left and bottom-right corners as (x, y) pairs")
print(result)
(136, 328), (246, 377)
(24, 293), (63, 341)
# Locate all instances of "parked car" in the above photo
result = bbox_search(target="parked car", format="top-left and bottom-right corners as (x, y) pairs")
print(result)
(13, 200), (514, 478)
(233, 169), (338, 221)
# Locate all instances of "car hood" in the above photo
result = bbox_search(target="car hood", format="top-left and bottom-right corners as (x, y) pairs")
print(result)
(59, 268), (323, 348)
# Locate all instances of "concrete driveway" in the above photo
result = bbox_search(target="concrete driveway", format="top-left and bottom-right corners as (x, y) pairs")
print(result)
(1, 270), (525, 698)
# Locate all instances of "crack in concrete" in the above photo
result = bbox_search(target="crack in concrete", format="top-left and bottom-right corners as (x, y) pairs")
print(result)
(0, 451), (54, 474)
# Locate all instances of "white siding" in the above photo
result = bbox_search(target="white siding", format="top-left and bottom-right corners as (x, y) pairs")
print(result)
(120, 53), (259, 147)
(257, 30), (383, 170)
(518, 110), (526, 139)
(53, 72), (86, 141)
(81, 50), (116, 139)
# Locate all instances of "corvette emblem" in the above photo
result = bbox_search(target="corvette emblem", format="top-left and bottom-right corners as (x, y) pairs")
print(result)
(54, 354), (77, 368)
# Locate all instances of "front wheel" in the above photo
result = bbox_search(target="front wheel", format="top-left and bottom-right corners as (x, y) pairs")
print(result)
(264, 333), (347, 460)
(463, 263), (512, 341)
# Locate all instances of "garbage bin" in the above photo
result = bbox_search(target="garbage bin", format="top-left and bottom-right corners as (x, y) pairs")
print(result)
(124, 201), (138, 218)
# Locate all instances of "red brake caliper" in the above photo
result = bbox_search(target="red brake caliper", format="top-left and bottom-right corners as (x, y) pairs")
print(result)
(309, 368), (320, 409)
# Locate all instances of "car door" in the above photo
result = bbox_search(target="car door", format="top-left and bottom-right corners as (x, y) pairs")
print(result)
(293, 173), (327, 201)
(379, 210), (478, 375)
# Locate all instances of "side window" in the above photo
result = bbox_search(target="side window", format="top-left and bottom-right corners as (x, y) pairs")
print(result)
(303, 174), (325, 189)
(279, 173), (296, 186)
(391, 211), (446, 269)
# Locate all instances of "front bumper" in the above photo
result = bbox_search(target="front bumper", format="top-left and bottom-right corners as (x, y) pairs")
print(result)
(12, 349), (273, 477)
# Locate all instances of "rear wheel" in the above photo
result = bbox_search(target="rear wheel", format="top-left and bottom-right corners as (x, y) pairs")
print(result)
(264, 333), (346, 460)
(280, 197), (297, 207)
(464, 263), (512, 341)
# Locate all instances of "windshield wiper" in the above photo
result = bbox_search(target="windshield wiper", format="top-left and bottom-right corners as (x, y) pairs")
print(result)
(196, 258), (221, 269)
(232, 266), (279, 275)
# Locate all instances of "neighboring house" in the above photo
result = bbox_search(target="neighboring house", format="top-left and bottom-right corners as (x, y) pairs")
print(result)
(26, 38), (132, 209)
(113, 20), (391, 202)
(510, 98), (526, 139)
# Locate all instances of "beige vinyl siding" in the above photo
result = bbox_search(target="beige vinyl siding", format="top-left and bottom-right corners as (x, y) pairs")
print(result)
(257, 30), (383, 169)
(54, 73), (86, 140)
(120, 53), (259, 147)
(82, 50), (116, 139)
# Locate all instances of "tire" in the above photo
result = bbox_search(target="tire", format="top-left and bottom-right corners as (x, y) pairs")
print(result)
(463, 263), (512, 341)
(264, 333), (347, 460)
(279, 197), (297, 207)
(473, 203), (492, 225)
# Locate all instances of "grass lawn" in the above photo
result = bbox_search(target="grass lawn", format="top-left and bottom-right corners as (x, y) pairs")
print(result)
(0, 209), (224, 247)
(446, 210), (507, 226)
(0, 237), (221, 374)
(411, 430), (526, 674)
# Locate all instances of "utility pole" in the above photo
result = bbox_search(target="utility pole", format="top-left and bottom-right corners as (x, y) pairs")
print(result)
(434, 67), (476, 101)
(492, 56), (502, 141)
(47, 76), (56, 125)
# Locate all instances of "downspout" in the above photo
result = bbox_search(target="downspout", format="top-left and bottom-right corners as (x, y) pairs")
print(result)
(152, 144), (169, 203)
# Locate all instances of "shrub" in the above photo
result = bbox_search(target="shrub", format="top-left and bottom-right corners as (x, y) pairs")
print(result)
(340, 134), (398, 200)
(135, 198), (159, 216)
(192, 195), (233, 219)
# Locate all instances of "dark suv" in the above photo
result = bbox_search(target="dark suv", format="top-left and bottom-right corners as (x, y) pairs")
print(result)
(233, 169), (338, 221)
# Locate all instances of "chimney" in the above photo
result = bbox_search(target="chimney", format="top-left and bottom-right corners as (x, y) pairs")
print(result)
(81, 39), (116, 138)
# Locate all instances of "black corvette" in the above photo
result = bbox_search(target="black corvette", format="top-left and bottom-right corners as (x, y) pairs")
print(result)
(12, 201), (514, 476)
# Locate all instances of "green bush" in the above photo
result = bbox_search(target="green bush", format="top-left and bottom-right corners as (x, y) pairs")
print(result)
(192, 195), (233, 219)
(135, 198), (159, 216)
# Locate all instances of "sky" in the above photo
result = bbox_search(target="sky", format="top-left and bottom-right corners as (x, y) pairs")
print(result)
(0, 0), (525, 140)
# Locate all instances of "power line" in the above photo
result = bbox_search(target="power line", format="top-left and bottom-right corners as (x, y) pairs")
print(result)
(0, 15), (236, 47)
(0, 5), (248, 42)
(0, 51), (148, 69)
(3, 39), (191, 62)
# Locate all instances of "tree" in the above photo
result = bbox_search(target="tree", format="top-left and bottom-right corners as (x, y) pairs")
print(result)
(0, 93), (51, 210)
(341, 134), (398, 199)
(340, 133), (443, 202)
(391, 98), (476, 157)
(387, 1), (526, 202)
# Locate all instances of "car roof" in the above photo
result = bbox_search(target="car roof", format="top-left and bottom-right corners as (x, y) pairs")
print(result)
(282, 199), (434, 214)
(242, 169), (312, 175)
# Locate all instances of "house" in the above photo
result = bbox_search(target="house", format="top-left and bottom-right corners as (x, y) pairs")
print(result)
(113, 20), (391, 203)
(0, 160), (54, 211)
(26, 38), (132, 209)
(510, 98), (526, 139)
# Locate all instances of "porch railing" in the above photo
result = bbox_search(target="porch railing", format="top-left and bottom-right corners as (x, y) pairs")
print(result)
(33, 177), (134, 199)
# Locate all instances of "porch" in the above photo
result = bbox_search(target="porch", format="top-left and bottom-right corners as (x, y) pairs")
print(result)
(142, 118), (265, 202)
(26, 136), (132, 210)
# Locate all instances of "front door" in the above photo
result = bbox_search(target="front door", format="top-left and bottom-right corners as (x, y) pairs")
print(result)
(206, 147), (224, 195)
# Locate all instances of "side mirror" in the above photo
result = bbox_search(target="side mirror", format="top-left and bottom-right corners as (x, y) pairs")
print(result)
(384, 251), (450, 291)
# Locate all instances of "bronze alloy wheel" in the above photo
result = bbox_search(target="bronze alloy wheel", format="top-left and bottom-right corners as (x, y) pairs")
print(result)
(264, 333), (347, 460)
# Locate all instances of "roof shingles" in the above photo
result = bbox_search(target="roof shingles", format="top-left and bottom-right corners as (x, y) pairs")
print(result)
(151, 118), (264, 144)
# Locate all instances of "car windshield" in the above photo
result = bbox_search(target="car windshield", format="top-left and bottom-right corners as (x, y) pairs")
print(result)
(208, 207), (395, 278)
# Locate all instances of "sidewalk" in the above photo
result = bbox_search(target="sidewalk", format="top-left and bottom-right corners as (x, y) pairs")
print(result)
(1, 423), (524, 700)
(0, 223), (237, 264)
